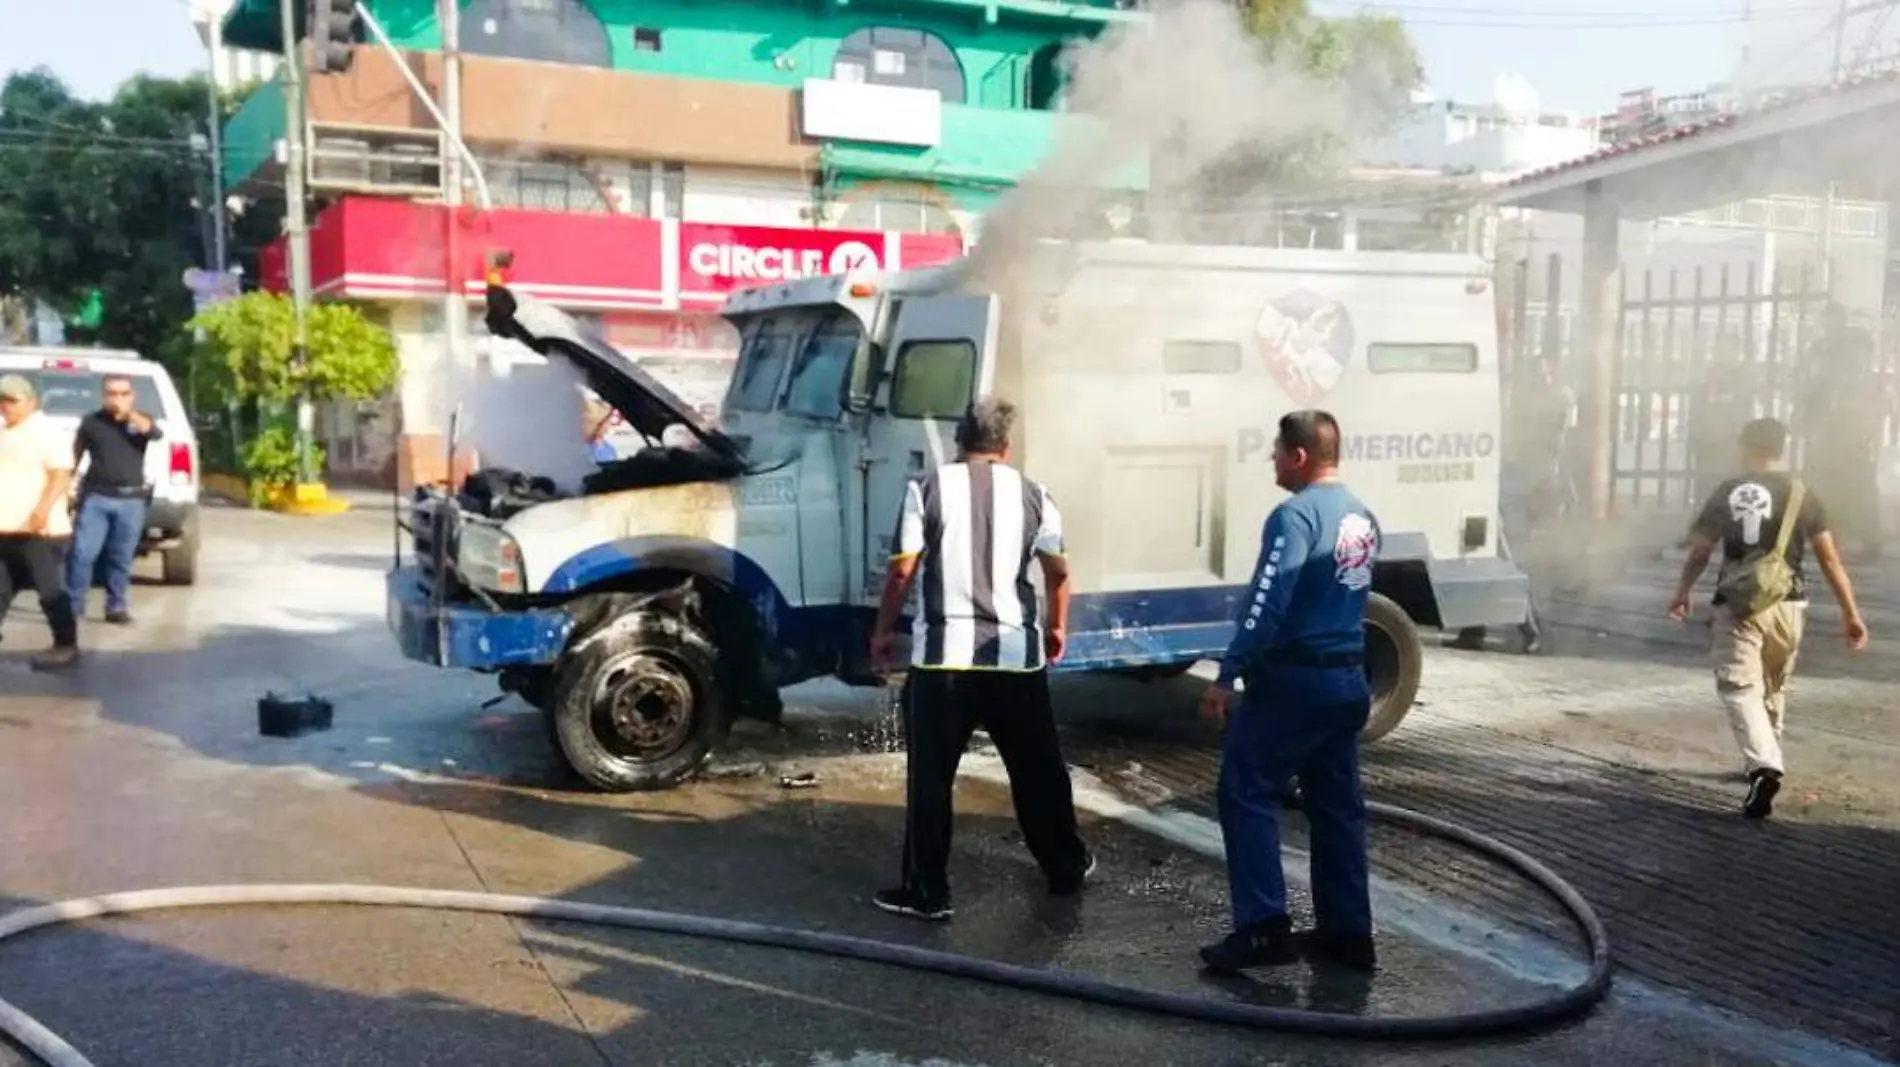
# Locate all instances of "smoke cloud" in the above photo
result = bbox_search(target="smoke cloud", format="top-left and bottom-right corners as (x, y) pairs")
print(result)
(464, 356), (598, 494)
(965, 0), (1412, 292)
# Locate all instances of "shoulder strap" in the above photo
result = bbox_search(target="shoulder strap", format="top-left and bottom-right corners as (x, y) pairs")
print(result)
(1771, 479), (1806, 557)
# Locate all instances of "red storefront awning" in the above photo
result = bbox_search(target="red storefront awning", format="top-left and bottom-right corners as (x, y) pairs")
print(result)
(260, 196), (967, 311)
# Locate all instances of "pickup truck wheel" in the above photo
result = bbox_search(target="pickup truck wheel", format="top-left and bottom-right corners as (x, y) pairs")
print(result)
(160, 513), (200, 586)
(1360, 592), (1424, 744)
(550, 609), (729, 792)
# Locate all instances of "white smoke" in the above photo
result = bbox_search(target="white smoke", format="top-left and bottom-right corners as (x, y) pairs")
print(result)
(463, 354), (598, 494)
(965, 0), (1413, 292)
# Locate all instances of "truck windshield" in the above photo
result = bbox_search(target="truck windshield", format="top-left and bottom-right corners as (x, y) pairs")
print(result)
(728, 317), (800, 412)
(782, 310), (862, 420)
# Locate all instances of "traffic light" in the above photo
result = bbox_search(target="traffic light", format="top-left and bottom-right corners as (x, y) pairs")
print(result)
(309, 0), (360, 76)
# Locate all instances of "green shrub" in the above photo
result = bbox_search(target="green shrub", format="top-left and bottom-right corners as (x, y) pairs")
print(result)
(242, 426), (325, 506)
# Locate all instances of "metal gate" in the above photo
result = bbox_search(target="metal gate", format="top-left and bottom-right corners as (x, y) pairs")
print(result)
(1610, 261), (1829, 512)
(1502, 253), (1838, 517)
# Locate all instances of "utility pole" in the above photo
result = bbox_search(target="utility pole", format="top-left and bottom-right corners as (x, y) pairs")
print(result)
(203, 17), (230, 273)
(279, 0), (316, 484)
(440, 0), (467, 461)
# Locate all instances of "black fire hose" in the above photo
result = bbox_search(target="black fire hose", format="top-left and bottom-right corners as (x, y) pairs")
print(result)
(0, 799), (1612, 1066)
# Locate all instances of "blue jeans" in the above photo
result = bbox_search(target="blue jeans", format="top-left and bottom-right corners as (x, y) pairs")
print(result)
(1218, 665), (1372, 937)
(66, 494), (145, 616)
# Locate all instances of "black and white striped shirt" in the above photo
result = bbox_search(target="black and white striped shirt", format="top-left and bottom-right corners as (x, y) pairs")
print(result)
(893, 460), (1064, 671)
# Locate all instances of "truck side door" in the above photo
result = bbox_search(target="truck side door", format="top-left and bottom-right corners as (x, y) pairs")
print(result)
(853, 295), (998, 608)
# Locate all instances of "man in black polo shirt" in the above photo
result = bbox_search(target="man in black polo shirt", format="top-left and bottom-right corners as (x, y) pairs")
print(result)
(67, 374), (162, 624)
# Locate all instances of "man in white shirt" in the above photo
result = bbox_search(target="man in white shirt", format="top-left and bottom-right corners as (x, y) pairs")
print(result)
(0, 374), (80, 669)
(866, 397), (1092, 921)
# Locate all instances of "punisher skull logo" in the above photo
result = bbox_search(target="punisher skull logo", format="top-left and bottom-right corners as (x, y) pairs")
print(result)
(1727, 482), (1774, 546)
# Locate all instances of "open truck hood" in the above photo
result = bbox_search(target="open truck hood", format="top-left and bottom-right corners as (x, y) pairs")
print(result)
(482, 285), (743, 464)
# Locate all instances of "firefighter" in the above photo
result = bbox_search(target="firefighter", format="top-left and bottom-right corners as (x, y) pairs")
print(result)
(1196, 409), (1380, 975)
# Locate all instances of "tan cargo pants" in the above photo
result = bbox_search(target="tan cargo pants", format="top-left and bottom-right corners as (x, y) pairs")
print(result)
(1710, 601), (1807, 775)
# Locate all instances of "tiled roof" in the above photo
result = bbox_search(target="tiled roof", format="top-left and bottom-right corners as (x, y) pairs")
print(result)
(1501, 70), (1900, 189)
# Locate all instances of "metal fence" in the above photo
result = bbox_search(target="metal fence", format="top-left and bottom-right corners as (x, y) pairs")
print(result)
(1611, 261), (1831, 511)
(1502, 253), (1857, 516)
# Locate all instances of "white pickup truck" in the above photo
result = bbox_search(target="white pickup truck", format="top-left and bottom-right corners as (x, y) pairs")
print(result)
(0, 346), (202, 584)
(386, 241), (1530, 791)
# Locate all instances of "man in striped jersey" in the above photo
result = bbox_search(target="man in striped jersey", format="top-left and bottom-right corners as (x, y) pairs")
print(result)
(1197, 409), (1381, 975)
(867, 397), (1093, 921)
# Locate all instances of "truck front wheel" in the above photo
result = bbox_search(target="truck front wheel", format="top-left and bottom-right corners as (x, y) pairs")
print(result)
(1360, 592), (1424, 743)
(549, 608), (730, 792)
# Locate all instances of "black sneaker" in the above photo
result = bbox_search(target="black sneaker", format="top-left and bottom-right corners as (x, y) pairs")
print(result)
(873, 888), (952, 922)
(1303, 929), (1378, 973)
(104, 611), (133, 626)
(1199, 918), (1301, 974)
(1744, 769), (1783, 820)
(1047, 850), (1097, 897)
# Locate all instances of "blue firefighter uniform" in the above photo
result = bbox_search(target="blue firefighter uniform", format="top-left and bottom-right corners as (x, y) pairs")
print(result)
(1215, 481), (1380, 944)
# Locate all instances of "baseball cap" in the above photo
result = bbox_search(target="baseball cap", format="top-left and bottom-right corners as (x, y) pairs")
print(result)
(0, 374), (34, 401)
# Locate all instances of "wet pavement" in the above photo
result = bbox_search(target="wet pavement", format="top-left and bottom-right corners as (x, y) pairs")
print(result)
(0, 506), (1893, 1066)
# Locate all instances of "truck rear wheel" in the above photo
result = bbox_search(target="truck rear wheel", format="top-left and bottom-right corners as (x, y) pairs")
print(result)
(549, 608), (730, 792)
(1361, 592), (1424, 743)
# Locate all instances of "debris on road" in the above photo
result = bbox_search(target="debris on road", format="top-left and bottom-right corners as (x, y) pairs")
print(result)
(257, 692), (334, 738)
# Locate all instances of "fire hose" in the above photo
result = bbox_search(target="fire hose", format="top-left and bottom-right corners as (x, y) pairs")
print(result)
(0, 800), (1611, 1066)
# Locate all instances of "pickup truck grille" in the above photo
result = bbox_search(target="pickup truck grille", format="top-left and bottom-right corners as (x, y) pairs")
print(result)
(409, 496), (457, 592)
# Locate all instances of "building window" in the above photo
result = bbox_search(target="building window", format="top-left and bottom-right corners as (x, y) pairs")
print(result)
(661, 163), (684, 218)
(832, 27), (965, 104)
(623, 162), (653, 217)
(462, 0), (612, 69)
(633, 27), (662, 52)
(484, 158), (621, 214)
(1027, 43), (1065, 110)
(835, 191), (961, 237)
(518, 162), (573, 210)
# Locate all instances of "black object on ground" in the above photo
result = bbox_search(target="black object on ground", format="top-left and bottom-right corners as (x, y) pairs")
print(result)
(257, 693), (335, 738)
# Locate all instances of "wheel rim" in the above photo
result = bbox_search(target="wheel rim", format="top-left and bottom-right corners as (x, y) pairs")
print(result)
(587, 651), (699, 764)
(1363, 622), (1403, 712)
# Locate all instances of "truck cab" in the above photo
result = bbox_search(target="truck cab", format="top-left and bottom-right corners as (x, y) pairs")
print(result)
(388, 245), (1529, 792)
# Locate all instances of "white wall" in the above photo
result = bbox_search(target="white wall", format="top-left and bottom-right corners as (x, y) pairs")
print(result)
(1367, 110), (1598, 176)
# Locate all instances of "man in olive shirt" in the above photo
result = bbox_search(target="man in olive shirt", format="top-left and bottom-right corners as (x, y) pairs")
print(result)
(1669, 418), (1868, 819)
(67, 374), (162, 624)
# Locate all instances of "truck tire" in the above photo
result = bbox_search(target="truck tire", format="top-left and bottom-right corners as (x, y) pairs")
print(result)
(161, 513), (200, 586)
(549, 608), (730, 792)
(1360, 592), (1424, 743)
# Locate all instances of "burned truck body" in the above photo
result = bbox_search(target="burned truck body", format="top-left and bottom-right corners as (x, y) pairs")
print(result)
(389, 246), (1529, 791)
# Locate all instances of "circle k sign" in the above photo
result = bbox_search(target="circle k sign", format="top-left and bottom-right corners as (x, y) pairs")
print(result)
(681, 225), (885, 294)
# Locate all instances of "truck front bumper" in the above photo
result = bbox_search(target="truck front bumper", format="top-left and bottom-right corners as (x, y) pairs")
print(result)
(385, 566), (573, 670)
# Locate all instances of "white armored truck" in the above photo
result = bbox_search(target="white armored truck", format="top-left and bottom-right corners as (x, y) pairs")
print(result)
(386, 241), (1530, 791)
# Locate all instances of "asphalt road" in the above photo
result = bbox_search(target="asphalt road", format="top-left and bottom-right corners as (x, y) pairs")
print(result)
(0, 505), (1891, 1067)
